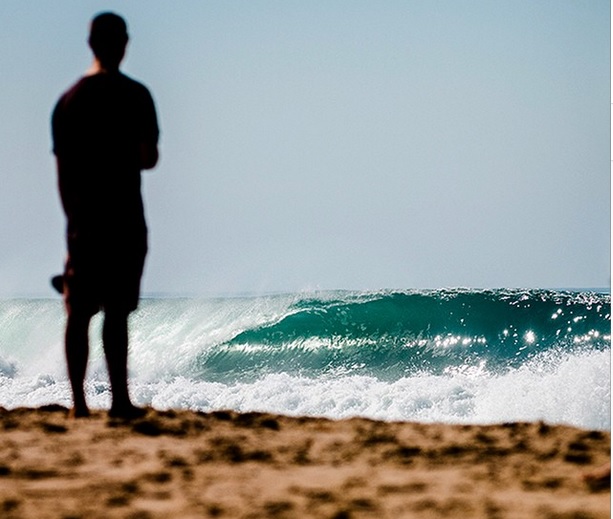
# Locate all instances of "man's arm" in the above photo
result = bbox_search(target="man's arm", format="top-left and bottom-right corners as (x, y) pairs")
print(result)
(55, 156), (77, 219)
(138, 86), (159, 171)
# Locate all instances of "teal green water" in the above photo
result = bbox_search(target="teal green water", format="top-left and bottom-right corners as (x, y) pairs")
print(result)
(195, 289), (610, 381)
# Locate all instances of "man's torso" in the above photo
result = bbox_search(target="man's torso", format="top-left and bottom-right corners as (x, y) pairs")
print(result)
(52, 72), (158, 239)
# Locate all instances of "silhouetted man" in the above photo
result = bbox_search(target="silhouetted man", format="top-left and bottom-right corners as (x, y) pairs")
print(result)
(52, 12), (159, 418)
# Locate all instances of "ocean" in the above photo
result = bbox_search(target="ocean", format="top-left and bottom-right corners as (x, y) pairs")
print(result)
(0, 289), (609, 430)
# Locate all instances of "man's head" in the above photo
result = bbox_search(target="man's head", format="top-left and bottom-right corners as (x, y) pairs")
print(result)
(88, 12), (129, 70)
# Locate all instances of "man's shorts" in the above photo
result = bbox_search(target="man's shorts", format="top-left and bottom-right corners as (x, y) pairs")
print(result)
(64, 232), (147, 316)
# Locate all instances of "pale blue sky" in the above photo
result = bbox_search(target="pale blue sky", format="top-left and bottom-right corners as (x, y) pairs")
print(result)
(0, 1), (610, 296)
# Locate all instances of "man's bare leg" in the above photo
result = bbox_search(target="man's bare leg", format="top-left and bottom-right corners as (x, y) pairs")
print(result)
(102, 309), (145, 419)
(65, 307), (92, 417)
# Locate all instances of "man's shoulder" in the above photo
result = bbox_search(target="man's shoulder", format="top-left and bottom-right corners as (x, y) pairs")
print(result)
(53, 77), (88, 119)
(56, 76), (89, 103)
(118, 73), (153, 97)
(60, 73), (151, 96)
(55, 73), (153, 113)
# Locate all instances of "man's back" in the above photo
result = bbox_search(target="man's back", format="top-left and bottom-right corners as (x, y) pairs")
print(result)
(52, 72), (158, 236)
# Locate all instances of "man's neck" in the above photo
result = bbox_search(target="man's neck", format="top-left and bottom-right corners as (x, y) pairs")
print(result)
(87, 58), (121, 76)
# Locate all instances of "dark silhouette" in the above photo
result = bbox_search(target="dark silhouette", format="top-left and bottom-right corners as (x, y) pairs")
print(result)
(52, 12), (159, 419)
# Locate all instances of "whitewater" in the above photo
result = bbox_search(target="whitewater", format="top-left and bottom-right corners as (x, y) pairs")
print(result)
(0, 289), (609, 430)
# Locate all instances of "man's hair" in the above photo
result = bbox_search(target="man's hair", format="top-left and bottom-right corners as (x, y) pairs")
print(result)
(88, 12), (129, 66)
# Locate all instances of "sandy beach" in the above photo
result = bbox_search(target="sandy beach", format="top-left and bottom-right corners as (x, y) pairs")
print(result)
(0, 406), (609, 519)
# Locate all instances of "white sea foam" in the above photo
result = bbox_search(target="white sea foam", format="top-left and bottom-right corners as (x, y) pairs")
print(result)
(0, 349), (608, 430)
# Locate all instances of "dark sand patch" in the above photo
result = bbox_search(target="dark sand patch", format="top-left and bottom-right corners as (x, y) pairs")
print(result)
(0, 407), (609, 518)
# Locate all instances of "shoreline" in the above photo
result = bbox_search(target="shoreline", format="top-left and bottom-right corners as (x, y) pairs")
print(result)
(0, 406), (609, 518)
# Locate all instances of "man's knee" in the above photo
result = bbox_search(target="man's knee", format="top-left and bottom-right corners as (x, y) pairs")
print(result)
(66, 305), (92, 330)
(104, 306), (130, 323)
(102, 308), (130, 342)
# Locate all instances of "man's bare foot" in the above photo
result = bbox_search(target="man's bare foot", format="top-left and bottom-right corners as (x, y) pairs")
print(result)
(108, 404), (147, 420)
(68, 406), (90, 419)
